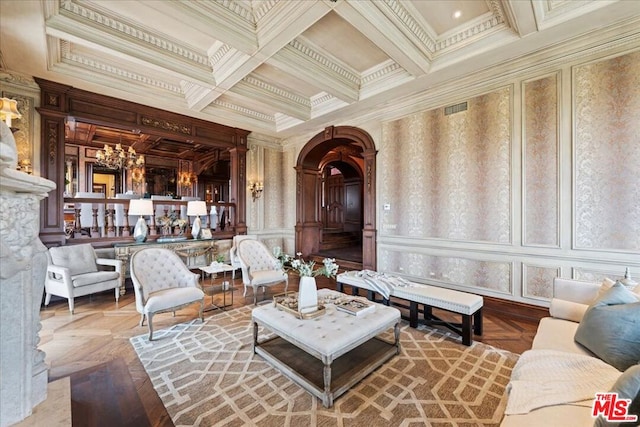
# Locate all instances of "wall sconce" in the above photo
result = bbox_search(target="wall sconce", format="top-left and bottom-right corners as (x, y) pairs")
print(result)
(249, 181), (263, 201)
(0, 97), (22, 130)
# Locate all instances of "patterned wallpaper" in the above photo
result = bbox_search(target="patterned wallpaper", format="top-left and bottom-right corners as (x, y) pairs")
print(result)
(380, 87), (511, 243)
(524, 75), (559, 247)
(260, 50), (640, 303)
(574, 51), (640, 251)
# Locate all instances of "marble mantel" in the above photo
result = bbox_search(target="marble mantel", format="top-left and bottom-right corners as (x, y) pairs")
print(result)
(0, 121), (55, 426)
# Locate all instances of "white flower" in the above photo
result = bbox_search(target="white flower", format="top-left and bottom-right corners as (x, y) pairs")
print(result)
(284, 254), (339, 278)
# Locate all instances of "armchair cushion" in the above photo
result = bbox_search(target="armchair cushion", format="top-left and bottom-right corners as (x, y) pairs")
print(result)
(145, 287), (205, 314)
(49, 244), (98, 276)
(251, 269), (288, 286)
(71, 271), (120, 288)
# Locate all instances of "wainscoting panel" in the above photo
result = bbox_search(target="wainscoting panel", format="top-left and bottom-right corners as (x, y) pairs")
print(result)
(522, 264), (560, 300)
(523, 74), (560, 248)
(377, 247), (512, 295)
(573, 50), (640, 252)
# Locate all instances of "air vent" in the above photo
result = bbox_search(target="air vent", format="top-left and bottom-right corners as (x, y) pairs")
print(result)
(444, 102), (468, 116)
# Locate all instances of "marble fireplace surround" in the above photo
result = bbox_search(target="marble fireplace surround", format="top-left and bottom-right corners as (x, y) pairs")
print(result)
(0, 121), (55, 426)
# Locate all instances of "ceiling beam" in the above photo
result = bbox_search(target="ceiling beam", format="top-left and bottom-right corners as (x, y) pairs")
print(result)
(335, 0), (433, 76)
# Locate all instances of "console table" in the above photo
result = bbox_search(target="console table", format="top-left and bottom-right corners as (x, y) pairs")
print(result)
(114, 239), (227, 293)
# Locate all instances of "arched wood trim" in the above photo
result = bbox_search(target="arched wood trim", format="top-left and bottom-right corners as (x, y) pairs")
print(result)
(295, 126), (377, 271)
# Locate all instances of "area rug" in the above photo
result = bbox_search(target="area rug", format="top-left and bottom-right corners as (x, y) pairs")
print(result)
(130, 306), (518, 427)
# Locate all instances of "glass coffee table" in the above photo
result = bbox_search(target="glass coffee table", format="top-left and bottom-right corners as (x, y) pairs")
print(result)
(198, 262), (235, 311)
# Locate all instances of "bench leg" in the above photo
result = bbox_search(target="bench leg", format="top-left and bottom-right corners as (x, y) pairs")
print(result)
(409, 301), (418, 328)
(473, 308), (483, 336)
(423, 305), (433, 326)
(367, 290), (375, 301)
(462, 314), (472, 346)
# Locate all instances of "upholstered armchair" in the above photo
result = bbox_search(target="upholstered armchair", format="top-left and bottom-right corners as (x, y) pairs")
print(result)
(229, 234), (257, 280)
(236, 239), (288, 305)
(44, 243), (122, 313)
(130, 248), (204, 340)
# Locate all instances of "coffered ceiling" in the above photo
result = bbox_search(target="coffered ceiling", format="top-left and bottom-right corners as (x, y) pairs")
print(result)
(1, 1), (639, 138)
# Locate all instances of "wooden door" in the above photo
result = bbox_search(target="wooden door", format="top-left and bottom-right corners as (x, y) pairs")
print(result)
(325, 174), (344, 230)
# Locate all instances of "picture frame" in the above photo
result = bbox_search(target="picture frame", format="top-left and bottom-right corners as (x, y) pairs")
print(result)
(200, 228), (213, 239)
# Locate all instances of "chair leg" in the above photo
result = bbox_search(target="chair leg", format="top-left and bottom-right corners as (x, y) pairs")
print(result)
(253, 285), (258, 305)
(139, 314), (146, 327)
(148, 313), (154, 341)
(243, 283), (248, 297)
(68, 298), (75, 314)
(199, 299), (204, 322)
(114, 287), (120, 302)
(44, 293), (52, 306)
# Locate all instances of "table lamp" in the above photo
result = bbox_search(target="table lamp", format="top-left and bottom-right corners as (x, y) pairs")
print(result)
(187, 200), (207, 239)
(128, 199), (154, 243)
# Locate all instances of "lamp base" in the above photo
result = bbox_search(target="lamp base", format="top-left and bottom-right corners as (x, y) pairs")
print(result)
(191, 217), (201, 240)
(133, 217), (148, 243)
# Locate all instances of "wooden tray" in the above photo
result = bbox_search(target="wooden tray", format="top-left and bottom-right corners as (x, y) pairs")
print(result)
(273, 292), (326, 320)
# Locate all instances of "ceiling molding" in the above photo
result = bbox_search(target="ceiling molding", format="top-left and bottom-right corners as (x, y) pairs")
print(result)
(2, 0), (637, 138)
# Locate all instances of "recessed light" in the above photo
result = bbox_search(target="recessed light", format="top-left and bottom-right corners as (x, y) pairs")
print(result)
(453, 10), (462, 19)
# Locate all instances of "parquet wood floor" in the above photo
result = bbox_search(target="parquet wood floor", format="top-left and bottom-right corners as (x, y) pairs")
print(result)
(39, 275), (544, 427)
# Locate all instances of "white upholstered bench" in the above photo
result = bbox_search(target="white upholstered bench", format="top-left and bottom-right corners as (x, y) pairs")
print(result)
(336, 270), (483, 345)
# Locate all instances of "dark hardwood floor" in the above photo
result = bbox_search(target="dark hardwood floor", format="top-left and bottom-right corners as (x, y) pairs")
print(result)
(39, 274), (544, 427)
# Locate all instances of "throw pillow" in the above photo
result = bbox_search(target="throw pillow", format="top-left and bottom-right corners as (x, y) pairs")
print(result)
(575, 283), (640, 372)
(596, 277), (640, 302)
(594, 364), (640, 427)
(49, 243), (98, 277)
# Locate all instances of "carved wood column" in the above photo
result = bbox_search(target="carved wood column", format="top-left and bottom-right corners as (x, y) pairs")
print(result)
(229, 133), (248, 235)
(361, 147), (377, 271)
(35, 79), (70, 247)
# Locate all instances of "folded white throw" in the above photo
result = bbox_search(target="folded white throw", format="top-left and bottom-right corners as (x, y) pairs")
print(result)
(357, 270), (411, 299)
(505, 349), (621, 415)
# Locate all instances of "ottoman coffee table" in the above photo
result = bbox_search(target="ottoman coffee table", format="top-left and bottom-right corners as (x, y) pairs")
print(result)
(252, 289), (401, 407)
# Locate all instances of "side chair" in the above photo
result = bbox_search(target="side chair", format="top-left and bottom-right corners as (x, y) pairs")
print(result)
(236, 239), (288, 305)
(129, 248), (205, 340)
(229, 234), (257, 280)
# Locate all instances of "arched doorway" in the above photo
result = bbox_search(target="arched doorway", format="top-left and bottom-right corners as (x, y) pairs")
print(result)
(295, 126), (377, 271)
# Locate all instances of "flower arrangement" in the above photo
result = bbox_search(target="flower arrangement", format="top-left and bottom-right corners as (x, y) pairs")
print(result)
(156, 210), (187, 234)
(281, 252), (339, 278)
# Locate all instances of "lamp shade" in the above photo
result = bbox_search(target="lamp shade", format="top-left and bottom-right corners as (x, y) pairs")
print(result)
(0, 98), (22, 128)
(128, 199), (154, 216)
(186, 200), (207, 216)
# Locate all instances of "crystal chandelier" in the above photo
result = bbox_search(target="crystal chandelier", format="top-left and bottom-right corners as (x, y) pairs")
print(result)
(95, 143), (144, 170)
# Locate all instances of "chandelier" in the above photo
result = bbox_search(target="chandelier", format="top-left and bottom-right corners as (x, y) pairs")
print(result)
(95, 143), (144, 170)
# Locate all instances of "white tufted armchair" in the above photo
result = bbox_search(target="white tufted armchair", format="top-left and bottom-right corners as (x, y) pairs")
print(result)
(130, 248), (205, 340)
(236, 239), (288, 305)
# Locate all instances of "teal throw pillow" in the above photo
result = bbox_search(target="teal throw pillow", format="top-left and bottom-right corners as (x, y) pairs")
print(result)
(594, 364), (640, 427)
(574, 283), (640, 372)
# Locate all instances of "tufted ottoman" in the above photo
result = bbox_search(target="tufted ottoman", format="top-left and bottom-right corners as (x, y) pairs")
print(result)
(252, 289), (400, 407)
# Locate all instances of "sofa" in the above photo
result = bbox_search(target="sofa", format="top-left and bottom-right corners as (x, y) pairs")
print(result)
(501, 277), (640, 427)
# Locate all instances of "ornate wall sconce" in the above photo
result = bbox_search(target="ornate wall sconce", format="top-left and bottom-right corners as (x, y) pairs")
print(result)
(249, 181), (263, 201)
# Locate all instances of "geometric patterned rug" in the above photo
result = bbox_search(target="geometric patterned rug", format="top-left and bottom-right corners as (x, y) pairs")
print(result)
(130, 306), (518, 427)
